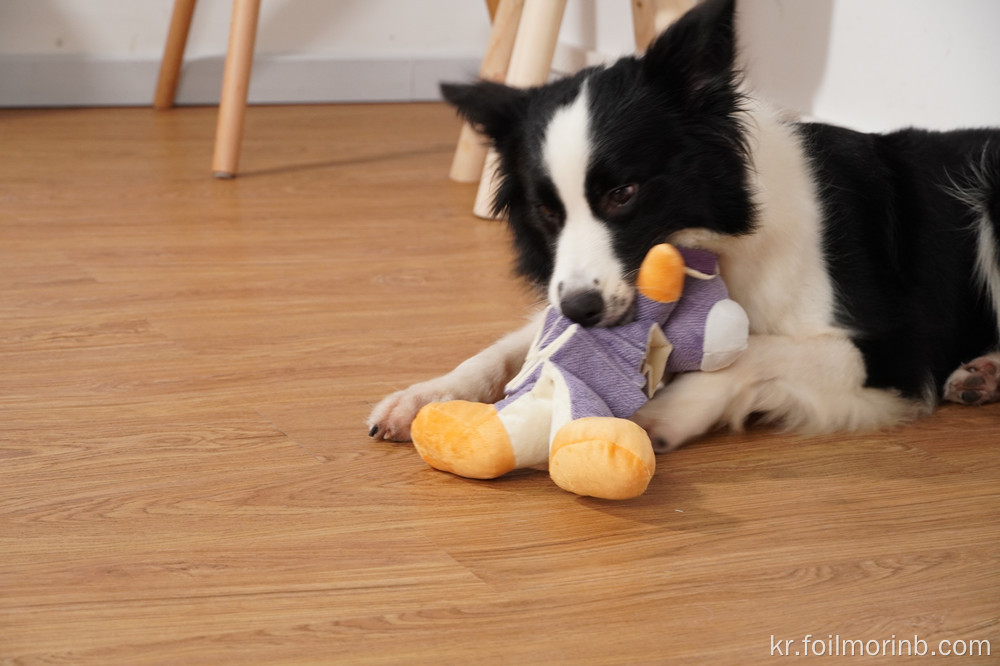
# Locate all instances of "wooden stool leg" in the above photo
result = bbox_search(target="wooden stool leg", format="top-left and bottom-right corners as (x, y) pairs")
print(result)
(449, 0), (525, 183)
(212, 0), (261, 179)
(154, 0), (198, 109)
(473, 0), (567, 219)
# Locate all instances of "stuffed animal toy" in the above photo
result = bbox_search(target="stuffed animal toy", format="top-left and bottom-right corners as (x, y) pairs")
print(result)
(410, 244), (748, 499)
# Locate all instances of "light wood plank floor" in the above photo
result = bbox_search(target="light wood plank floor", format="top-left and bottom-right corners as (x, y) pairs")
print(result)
(1, 104), (997, 664)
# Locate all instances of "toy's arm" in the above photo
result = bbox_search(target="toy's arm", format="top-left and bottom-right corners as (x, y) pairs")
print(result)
(661, 249), (749, 373)
(677, 297), (749, 371)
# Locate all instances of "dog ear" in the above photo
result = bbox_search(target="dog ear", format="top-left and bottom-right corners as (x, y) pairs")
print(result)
(440, 81), (529, 144)
(642, 0), (738, 101)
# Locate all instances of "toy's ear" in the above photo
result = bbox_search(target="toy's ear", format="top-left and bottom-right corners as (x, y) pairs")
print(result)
(440, 80), (529, 144)
(642, 0), (738, 101)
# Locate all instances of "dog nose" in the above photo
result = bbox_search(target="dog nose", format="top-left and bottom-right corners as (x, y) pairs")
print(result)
(560, 289), (604, 327)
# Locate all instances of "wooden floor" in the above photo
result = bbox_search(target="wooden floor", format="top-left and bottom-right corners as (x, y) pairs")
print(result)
(1, 104), (997, 665)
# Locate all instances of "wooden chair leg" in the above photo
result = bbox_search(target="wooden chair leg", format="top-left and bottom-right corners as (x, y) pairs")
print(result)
(154, 0), (198, 109)
(449, 0), (525, 183)
(632, 0), (656, 53)
(632, 0), (695, 53)
(473, 0), (568, 219)
(212, 0), (261, 179)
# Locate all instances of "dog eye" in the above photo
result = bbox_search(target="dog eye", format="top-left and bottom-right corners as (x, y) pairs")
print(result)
(601, 184), (638, 215)
(536, 204), (562, 228)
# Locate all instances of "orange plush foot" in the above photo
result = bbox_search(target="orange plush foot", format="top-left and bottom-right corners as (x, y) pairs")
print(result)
(548, 417), (656, 500)
(410, 401), (516, 479)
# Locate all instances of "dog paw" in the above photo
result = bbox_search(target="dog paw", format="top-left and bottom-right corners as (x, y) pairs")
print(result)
(367, 380), (460, 442)
(943, 354), (1000, 406)
(631, 376), (728, 453)
(632, 407), (713, 453)
(631, 410), (683, 454)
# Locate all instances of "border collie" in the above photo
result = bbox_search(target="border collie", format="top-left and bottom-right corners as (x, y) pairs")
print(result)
(369, 0), (1000, 450)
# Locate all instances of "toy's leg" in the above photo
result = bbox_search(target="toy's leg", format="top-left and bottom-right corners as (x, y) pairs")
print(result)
(411, 353), (582, 479)
(549, 418), (655, 499)
(411, 382), (554, 479)
(412, 401), (519, 479)
(538, 362), (656, 500)
(530, 244), (679, 499)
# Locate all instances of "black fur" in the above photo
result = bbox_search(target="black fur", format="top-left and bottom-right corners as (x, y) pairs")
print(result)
(799, 125), (1000, 397)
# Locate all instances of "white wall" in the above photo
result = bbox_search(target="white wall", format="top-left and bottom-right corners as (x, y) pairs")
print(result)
(0, 0), (997, 132)
(738, 0), (1000, 132)
(0, 0), (493, 58)
(0, 0), (495, 105)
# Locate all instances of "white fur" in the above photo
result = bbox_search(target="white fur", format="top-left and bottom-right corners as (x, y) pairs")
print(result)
(543, 86), (634, 325)
(950, 145), (1000, 334)
(673, 102), (846, 338)
(975, 214), (1000, 333)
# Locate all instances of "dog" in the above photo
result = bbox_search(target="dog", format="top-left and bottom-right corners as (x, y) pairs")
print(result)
(369, 0), (1000, 451)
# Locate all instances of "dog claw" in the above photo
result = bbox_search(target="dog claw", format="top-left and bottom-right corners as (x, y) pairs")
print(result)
(960, 391), (981, 405)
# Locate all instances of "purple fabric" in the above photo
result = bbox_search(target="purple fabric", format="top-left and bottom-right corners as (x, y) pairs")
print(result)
(497, 246), (731, 422)
(563, 369), (616, 421)
(677, 247), (718, 275)
(498, 319), (657, 418)
(664, 267), (729, 371)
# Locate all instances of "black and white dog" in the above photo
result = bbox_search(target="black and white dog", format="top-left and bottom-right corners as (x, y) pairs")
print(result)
(369, 0), (1000, 450)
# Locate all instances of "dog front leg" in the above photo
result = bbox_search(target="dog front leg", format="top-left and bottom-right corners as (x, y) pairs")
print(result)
(368, 313), (542, 442)
(633, 334), (924, 451)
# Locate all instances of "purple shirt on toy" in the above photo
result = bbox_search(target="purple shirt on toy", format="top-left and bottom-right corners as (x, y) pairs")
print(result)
(498, 247), (735, 422)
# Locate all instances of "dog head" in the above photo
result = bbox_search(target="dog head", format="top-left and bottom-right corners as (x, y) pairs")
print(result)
(443, 0), (756, 326)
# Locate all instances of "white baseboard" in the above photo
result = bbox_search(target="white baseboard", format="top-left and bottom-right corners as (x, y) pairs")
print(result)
(0, 54), (484, 107)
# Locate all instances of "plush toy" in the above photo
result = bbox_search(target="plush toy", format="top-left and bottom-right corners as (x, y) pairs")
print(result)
(410, 244), (748, 499)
